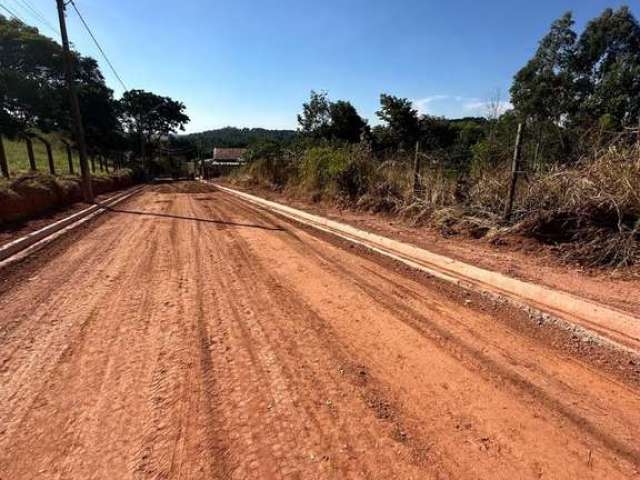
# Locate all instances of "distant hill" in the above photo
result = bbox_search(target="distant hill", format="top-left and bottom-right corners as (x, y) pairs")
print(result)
(180, 127), (298, 153)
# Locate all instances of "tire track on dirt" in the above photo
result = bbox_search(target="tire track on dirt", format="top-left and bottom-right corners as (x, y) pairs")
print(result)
(2, 181), (640, 479)
(195, 195), (434, 478)
(211, 187), (640, 479)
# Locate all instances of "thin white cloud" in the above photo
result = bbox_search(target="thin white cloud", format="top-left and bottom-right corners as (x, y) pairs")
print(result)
(412, 94), (513, 118)
(463, 100), (513, 116)
(413, 95), (452, 114)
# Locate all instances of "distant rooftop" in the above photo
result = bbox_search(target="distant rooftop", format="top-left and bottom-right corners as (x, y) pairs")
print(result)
(213, 148), (247, 161)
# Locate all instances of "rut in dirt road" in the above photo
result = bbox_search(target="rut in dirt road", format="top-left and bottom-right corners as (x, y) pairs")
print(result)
(0, 181), (639, 480)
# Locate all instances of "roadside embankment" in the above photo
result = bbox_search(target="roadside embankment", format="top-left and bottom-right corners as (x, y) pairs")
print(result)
(0, 170), (135, 225)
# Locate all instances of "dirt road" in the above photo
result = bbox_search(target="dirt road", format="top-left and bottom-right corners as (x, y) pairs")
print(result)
(1, 182), (639, 479)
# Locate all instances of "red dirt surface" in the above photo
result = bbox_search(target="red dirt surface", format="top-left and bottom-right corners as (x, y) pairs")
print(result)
(229, 184), (640, 317)
(1, 181), (639, 479)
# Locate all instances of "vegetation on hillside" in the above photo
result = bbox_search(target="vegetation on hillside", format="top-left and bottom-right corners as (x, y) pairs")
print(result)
(181, 127), (298, 154)
(231, 7), (640, 268)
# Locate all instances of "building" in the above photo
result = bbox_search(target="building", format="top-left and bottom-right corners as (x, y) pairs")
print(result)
(213, 148), (247, 163)
(203, 147), (248, 178)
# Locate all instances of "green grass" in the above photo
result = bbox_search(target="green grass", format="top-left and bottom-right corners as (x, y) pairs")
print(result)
(2, 132), (111, 178)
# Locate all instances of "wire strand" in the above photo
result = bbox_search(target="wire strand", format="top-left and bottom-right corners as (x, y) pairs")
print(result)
(0, 1), (26, 23)
(68, 0), (128, 91)
(12, 0), (59, 34)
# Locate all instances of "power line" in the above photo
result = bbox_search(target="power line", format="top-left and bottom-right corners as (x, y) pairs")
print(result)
(67, 0), (128, 92)
(11, 0), (59, 34)
(0, 1), (27, 23)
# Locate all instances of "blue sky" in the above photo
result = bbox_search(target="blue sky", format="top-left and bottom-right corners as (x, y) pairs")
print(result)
(12, 0), (640, 132)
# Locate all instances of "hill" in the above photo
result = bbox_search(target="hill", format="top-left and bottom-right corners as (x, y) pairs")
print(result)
(180, 127), (298, 153)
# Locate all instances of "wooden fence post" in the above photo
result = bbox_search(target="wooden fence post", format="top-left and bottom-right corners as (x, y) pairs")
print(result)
(0, 135), (9, 178)
(23, 134), (37, 171)
(413, 141), (422, 197)
(504, 121), (525, 222)
(62, 140), (74, 174)
(34, 135), (55, 176)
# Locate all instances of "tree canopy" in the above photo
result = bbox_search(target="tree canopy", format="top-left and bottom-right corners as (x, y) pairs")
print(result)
(511, 7), (640, 129)
(0, 14), (190, 173)
(297, 91), (368, 143)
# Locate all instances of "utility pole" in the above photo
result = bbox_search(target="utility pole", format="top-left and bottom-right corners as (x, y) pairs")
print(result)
(56, 0), (93, 202)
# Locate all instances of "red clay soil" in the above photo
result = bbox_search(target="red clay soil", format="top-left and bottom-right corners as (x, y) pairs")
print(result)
(1, 181), (639, 479)
(226, 183), (640, 317)
(0, 172), (134, 228)
(0, 183), (136, 248)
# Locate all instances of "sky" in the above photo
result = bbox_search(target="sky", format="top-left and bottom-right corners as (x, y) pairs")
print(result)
(9, 0), (640, 133)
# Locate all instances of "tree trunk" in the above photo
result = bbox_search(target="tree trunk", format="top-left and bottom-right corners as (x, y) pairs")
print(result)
(90, 156), (96, 173)
(0, 135), (9, 178)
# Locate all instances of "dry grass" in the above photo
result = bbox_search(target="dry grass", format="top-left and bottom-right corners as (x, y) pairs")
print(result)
(232, 143), (640, 267)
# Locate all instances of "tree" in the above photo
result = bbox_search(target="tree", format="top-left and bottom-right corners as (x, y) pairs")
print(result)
(0, 15), (126, 174)
(74, 57), (122, 155)
(376, 94), (421, 149)
(119, 89), (190, 159)
(297, 91), (368, 143)
(328, 100), (368, 143)
(573, 6), (640, 128)
(297, 90), (331, 138)
(0, 16), (64, 135)
(510, 12), (577, 124)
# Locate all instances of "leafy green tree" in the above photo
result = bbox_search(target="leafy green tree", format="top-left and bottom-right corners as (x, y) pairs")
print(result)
(0, 16), (63, 136)
(297, 90), (331, 138)
(376, 94), (421, 149)
(328, 100), (368, 143)
(0, 15), (125, 173)
(573, 6), (640, 128)
(510, 12), (577, 124)
(119, 89), (190, 157)
(298, 91), (368, 143)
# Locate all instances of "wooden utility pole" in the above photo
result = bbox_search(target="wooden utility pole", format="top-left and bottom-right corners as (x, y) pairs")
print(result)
(413, 141), (422, 197)
(56, 0), (93, 201)
(0, 135), (9, 178)
(504, 121), (525, 222)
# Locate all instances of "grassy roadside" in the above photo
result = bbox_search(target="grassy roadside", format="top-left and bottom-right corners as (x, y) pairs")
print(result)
(2, 133), (112, 178)
(228, 144), (640, 268)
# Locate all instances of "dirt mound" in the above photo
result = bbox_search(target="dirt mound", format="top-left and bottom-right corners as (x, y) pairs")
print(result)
(0, 170), (134, 225)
